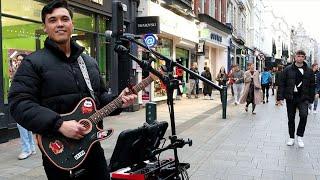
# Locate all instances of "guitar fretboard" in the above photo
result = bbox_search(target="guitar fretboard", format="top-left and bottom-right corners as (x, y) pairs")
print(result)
(88, 75), (154, 123)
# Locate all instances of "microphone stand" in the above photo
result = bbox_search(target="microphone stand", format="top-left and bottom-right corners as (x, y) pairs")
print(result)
(114, 36), (223, 179)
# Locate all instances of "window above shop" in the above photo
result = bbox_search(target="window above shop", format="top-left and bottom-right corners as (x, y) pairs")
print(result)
(1, 0), (45, 22)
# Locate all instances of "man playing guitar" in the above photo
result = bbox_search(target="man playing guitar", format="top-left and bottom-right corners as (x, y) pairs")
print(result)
(8, 0), (137, 179)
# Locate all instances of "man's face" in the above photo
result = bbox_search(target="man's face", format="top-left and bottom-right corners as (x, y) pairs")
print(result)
(43, 8), (73, 44)
(295, 54), (305, 64)
(313, 65), (318, 71)
(249, 64), (254, 71)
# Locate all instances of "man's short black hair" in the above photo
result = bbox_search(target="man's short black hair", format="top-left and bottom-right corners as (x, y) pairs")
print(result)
(41, 0), (73, 23)
(295, 50), (306, 56)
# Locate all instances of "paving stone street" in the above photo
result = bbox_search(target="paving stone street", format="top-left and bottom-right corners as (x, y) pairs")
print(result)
(1, 93), (320, 180)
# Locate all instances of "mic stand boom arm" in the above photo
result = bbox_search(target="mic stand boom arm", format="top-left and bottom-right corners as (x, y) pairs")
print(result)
(114, 35), (223, 178)
(119, 36), (223, 91)
(120, 36), (228, 119)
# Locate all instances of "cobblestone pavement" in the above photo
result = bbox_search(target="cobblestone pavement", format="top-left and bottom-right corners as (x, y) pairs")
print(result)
(1, 93), (320, 180)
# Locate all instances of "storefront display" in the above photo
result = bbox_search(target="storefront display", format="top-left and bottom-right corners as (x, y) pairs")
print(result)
(2, 17), (45, 104)
(175, 47), (189, 94)
(153, 37), (173, 99)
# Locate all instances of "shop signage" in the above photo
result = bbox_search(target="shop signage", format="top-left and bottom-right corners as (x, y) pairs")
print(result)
(210, 33), (222, 43)
(197, 40), (205, 54)
(200, 29), (225, 45)
(136, 16), (160, 35)
(90, 0), (103, 5)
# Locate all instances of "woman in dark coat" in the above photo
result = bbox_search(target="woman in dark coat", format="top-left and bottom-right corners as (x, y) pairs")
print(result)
(216, 66), (228, 86)
(275, 65), (284, 106)
(201, 67), (213, 99)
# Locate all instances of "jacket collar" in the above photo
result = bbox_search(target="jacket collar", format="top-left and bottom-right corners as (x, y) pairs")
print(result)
(44, 37), (85, 62)
(292, 61), (308, 69)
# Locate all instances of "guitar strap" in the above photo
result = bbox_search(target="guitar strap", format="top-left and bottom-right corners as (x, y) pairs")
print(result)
(77, 55), (96, 101)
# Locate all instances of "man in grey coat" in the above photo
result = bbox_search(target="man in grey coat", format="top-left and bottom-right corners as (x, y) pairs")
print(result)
(231, 64), (244, 105)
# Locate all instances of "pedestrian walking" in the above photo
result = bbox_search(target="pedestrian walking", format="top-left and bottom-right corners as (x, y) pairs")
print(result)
(277, 50), (315, 148)
(261, 67), (272, 103)
(201, 67), (213, 100)
(216, 66), (228, 86)
(275, 65), (284, 106)
(230, 64), (244, 105)
(16, 124), (36, 160)
(187, 62), (199, 98)
(175, 58), (184, 100)
(271, 67), (277, 96)
(309, 63), (320, 114)
(228, 65), (235, 97)
(240, 63), (262, 114)
(12, 54), (37, 160)
(8, 1), (137, 179)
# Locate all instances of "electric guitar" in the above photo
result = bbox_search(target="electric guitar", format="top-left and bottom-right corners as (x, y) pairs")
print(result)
(36, 75), (156, 170)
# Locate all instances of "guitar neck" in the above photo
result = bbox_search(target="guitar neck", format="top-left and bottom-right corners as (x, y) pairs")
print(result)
(89, 75), (154, 123)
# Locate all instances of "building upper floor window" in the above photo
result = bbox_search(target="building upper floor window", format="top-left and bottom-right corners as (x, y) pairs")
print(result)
(1, 0), (45, 22)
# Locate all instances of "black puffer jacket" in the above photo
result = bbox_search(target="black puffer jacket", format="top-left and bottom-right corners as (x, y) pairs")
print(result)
(9, 38), (121, 135)
(277, 62), (315, 102)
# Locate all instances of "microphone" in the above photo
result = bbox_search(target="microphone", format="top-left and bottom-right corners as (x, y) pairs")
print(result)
(114, 44), (129, 53)
(105, 30), (141, 41)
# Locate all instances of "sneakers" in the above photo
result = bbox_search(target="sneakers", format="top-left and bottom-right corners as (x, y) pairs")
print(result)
(314, 110), (317, 114)
(286, 138), (295, 146)
(18, 152), (32, 160)
(297, 136), (304, 148)
(286, 137), (305, 147)
(18, 150), (36, 160)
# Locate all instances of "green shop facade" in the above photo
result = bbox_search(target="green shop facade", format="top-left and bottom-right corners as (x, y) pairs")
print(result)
(0, 0), (138, 143)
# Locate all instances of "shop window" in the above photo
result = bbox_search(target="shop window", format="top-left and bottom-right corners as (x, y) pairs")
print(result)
(97, 16), (109, 84)
(154, 37), (173, 98)
(176, 47), (189, 94)
(73, 9), (95, 32)
(2, 17), (44, 104)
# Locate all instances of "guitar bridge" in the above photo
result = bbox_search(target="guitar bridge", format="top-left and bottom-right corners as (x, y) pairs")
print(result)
(97, 130), (108, 139)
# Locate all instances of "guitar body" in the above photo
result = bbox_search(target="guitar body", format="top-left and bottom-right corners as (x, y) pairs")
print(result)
(37, 97), (113, 170)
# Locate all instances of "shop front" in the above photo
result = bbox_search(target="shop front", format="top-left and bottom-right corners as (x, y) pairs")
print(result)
(139, 1), (199, 102)
(0, 0), (137, 143)
(198, 26), (229, 86)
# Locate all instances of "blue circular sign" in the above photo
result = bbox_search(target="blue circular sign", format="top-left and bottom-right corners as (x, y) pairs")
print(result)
(144, 34), (157, 48)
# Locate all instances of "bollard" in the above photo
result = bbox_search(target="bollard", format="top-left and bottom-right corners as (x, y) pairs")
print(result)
(146, 102), (157, 124)
(221, 85), (227, 119)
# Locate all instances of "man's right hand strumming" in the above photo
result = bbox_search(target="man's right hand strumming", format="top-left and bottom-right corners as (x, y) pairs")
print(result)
(58, 120), (86, 140)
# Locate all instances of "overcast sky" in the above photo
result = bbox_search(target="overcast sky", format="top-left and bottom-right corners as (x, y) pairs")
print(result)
(267, 0), (320, 42)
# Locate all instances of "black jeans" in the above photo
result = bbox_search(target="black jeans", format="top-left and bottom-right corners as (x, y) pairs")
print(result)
(43, 142), (109, 180)
(261, 84), (270, 101)
(286, 99), (309, 138)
